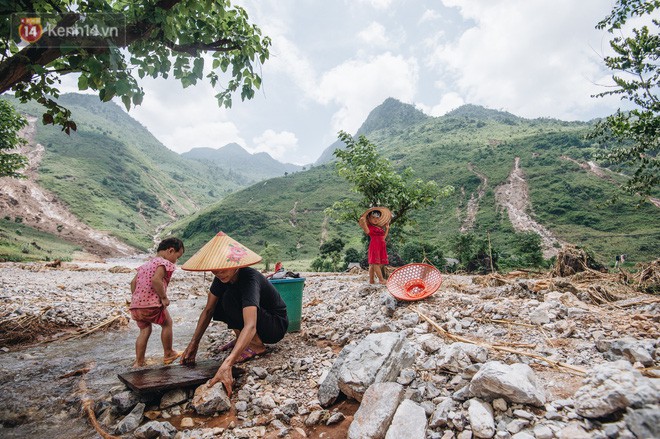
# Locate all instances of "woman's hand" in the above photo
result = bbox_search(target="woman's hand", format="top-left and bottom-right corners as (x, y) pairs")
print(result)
(180, 342), (198, 365)
(209, 363), (234, 397)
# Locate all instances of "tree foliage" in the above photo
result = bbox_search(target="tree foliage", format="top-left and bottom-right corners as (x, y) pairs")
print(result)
(313, 237), (345, 272)
(328, 130), (454, 230)
(261, 241), (280, 272)
(0, 99), (28, 178)
(589, 0), (660, 201)
(0, 0), (271, 133)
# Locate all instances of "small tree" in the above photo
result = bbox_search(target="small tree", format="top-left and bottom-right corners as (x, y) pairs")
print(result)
(589, 0), (660, 201)
(0, 100), (28, 178)
(452, 233), (476, 267)
(343, 247), (361, 270)
(401, 240), (446, 267)
(512, 232), (544, 267)
(319, 237), (345, 272)
(328, 131), (453, 235)
(261, 241), (280, 272)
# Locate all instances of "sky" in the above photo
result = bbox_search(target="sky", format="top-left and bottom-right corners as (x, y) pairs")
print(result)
(61, 0), (632, 165)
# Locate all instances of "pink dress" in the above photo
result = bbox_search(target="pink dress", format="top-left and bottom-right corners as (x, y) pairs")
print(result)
(130, 257), (176, 309)
(368, 224), (389, 265)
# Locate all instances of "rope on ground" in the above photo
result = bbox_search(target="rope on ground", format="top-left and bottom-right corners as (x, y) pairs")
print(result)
(75, 362), (120, 439)
(413, 307), (587, 376)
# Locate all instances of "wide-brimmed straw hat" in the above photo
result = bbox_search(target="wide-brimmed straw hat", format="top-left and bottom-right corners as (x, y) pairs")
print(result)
(181, 232), (262, 271)
(360, 206), (392, 228)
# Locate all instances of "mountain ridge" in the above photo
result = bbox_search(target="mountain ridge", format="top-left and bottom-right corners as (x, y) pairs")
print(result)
(183, 143), (303, 183)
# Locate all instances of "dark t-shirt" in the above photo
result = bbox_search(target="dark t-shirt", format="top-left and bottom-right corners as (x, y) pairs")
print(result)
(210, 267), (287, 329)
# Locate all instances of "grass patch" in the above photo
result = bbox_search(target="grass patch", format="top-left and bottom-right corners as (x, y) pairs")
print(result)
(0, 219), (80, 262)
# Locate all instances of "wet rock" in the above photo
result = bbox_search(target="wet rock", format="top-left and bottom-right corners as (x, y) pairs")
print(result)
(114, 402), (144, 434)
(574, 360), (660, 418)
(111, 390), (139, 415)
(468, 361), (546, 407)
(191, 381), (231, 415)
(159, 388), (188, 409)
(348, 382), (405, 439)
(338, 332), (415, 402)
(134, 420), (177, 439)
(385, 399), (426, 439)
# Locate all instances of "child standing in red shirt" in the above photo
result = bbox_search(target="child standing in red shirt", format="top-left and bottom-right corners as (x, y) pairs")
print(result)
(130, 237), (185, 367)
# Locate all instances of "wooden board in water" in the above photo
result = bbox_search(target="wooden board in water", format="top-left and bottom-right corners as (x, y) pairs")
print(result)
(118, 360), (221, 393)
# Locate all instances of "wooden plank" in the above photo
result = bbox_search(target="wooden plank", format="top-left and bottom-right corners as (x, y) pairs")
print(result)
(118, 360), (222, 393)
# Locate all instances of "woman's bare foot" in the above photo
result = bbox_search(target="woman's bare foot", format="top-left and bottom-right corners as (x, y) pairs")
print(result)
(132, 360), (146, 368)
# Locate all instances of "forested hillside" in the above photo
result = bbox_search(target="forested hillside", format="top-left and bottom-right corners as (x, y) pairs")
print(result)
(2, 94), (245, 251)
(168, 99), (659, 268)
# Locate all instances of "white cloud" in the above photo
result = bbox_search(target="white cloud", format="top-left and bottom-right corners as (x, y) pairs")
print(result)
(358, 22), (389, 47)
(127, 76), (242, 153)
(356, 0), (394, 10)
(314, 53), (419, 133)
(417, 92), (465, 117)
(161, 121), (244, 153)
(251, 129), (299, 162)
(431, 0), (621, 120)
(420, 9), (441, 23)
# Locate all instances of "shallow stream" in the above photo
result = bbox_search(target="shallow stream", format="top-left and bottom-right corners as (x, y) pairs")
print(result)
(0, 297), (215, 438)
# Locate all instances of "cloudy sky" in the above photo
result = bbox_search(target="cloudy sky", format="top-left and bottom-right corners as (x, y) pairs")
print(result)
(116, 0), (628, 165)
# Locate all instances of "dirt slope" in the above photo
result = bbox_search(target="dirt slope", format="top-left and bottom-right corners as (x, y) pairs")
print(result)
(0, 117), (137, 258)
(494, 157), (563, 258)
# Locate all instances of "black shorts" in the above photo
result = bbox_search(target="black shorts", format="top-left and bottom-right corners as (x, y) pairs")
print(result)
(214, 305), (288, 344)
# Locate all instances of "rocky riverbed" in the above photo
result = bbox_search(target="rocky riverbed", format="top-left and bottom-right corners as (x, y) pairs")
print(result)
(0, 259), (658, 439)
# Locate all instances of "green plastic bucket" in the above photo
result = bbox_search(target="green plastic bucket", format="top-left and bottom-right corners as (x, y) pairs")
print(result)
(269, 277), (305, 332)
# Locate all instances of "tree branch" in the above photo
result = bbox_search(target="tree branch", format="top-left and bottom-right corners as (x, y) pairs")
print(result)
(0, 0), (188, 94)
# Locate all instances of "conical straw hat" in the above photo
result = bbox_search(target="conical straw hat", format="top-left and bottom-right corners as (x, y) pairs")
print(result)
(360, 206), (392, 228)
(182, 232), (262, 271)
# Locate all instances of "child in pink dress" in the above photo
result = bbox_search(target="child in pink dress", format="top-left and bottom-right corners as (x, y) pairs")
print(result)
(129, 237), (185, 367)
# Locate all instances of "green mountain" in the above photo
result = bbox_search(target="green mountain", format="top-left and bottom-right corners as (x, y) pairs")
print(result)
(182, 143), (304, 183)
(169, 99), (659, 268)
(2, 93), (247, 251)
(315, 97), (430, 164)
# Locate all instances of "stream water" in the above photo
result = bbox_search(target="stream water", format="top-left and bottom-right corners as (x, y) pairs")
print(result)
(0, 298), (216, 438)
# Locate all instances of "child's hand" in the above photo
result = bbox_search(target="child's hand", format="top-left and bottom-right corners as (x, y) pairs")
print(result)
(161, 297), (170, 307)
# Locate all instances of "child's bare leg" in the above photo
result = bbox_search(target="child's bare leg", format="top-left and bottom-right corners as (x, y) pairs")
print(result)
(134, 325), (152, 367)
(375, 265), (387, 284)
(161, 310), (177, 359)
(369, 265), (376, 283)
